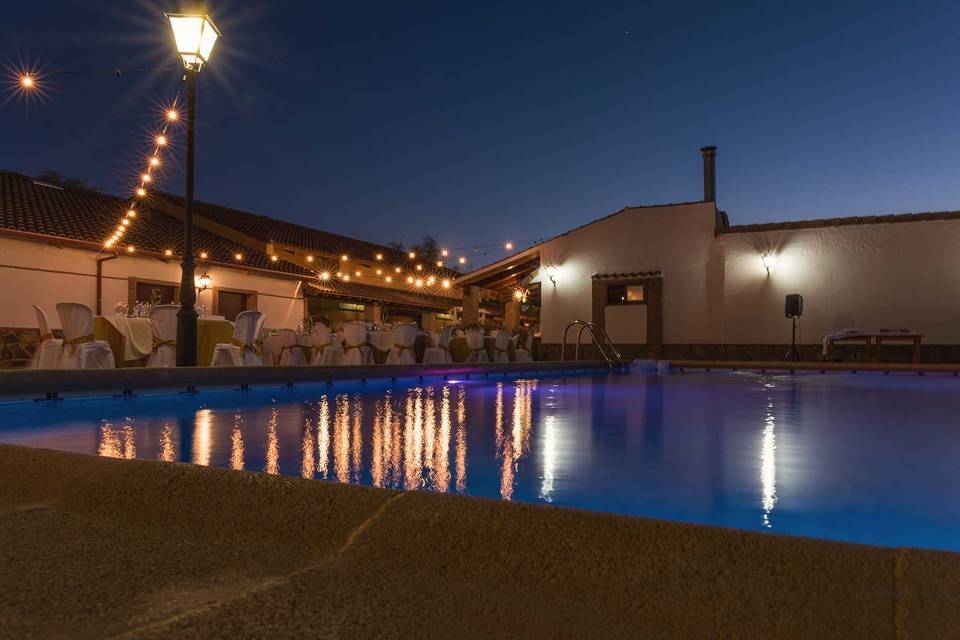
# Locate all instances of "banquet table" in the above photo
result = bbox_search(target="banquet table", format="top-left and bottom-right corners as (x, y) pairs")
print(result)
(95, 316), (234, 367)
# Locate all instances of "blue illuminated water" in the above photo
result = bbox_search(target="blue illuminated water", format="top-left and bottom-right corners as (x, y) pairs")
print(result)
(1, 371), (958, 551)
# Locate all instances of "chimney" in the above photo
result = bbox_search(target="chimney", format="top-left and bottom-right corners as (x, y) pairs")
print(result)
(700, 146), (717, 202)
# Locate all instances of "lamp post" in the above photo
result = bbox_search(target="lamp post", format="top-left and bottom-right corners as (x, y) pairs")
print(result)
(165, 10), (220, 366)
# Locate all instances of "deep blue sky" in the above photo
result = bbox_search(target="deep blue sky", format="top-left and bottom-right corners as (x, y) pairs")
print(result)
(4, 1), (960, 261)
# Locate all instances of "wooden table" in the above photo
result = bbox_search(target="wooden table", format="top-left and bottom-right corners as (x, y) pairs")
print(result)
(825, 332), (923, 364)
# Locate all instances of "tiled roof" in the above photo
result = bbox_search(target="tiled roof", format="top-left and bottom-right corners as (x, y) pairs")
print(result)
(308, 279), (459, 311)
(591, 271), (662, 279)
(0, 170), (313, 277)
(719, 210), (960, 234)
(158, 193), (410, 263)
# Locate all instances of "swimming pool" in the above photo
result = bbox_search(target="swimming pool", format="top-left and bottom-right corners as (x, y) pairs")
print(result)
(1, 370), (958, 551)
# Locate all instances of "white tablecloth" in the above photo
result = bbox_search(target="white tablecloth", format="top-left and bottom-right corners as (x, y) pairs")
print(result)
(103, 315), (154, 361)
(367, 330), (395, 353)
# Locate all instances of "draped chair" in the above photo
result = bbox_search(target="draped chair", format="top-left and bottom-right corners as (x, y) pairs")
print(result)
(31, 305), (62, 369)
(276, 328), (308, 365)
(211, 310), (264, 366)
(309, 323), (341, 366)
(493, 330), (511, 363)
(386, 323), (418, 365)
(146, 304), (178, 368)
(340, 321), (370, 366)
(514, 332), (534, 362)
(465, 328), (489, 363)
(55, 303), (115, 369)
(423, 325), (454, 365)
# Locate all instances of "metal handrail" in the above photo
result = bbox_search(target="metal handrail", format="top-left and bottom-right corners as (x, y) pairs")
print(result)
(561, 320), (624, 368)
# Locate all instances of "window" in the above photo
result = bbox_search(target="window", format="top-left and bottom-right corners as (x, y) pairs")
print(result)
(136, 282), (176, 305)
(606, 284), (644, 305)
(217, 290), (249, 322)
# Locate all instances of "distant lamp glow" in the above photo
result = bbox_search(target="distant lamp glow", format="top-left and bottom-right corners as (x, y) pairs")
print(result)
(375, 253), (383, 261)
(415, 278), (424, 287)
(126, 245), (135, 253)
(761, 253), (777, 275)
(341, 254), (348, 261)
(165, 12), (220, 70)
(427, 276), (436, 285)
(415, 264), (423, 271)
(306, 255), (314, 262)
(121, 219), (130, 226)
(197, 272), (212, 290)
(270, 255), (278, 262)
(441, 248), (449, 257)
(406, 276), (414, 284)
(504, 241), (514, 250)
(385, 276), (392, 283)
(436, 261), (443, 267)
(234, 253), (243, 261)
(343, 274), (351, 281)
(354, 270), (361, 276)
(458, 256), (466, 265)
(149, 156), (160, 167)
(199, 251), (208, 259)
(375, 269), (382, 275)
(408, 251), (416, 259)
(394, 266), (402, 273)
(336, 271), (342, 277)
(141, 173), (152, 183)
(126, 209), (137, 218)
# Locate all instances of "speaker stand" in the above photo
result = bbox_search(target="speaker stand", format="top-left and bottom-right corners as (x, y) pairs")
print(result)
(784, 317), (800, 361)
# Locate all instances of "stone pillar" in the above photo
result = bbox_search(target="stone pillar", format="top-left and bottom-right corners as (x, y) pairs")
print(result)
(462, 286), (480, 325)
(364, 304), (375, 323)
(505, 300), (520, 332)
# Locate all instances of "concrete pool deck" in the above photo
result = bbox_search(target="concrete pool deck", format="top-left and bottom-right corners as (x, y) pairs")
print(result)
(0, 361), (615, 400)
(2, 444), (959, 639)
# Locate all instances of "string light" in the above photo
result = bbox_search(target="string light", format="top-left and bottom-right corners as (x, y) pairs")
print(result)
(394, 267), (401, 273)
(20, 74), (35, 89)
(336, 271), (342, 277)
(375, 269), (382, 275)
(354, 270), (361, 277)
(121, 219), (130, 226)
(343, 274), (351, 281)
(426, 276), (435, 285)
(141, 173), (152, 183)
(164, 249), (173, 257)
(306, 255), (314, 262)
(126, 209), (136, 218)
(458, 256), (466, 264)
(167, 109), (178, 121)
(441, 249), (448, 257)
(149, 156), (160, 167)
(200, 251), (208, 259)
(375, 253), (383, 261)
(415, 278), (424, 287)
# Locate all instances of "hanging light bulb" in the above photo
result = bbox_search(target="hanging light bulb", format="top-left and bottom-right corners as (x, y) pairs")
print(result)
(149, 156), (160, 167)
(126, 209), (136, 218)
(167, 109), (179, 121)
(458, 256), (466, 265)
(156, 135), (167, 146)
(441, 249), (449, 257)
(136, 188), (147, 197)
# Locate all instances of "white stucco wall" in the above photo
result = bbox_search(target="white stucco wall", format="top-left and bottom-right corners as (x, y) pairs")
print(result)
(0, 235), (305, 330)
(719, 220), (960, 344)
(533, 202), (722, 344)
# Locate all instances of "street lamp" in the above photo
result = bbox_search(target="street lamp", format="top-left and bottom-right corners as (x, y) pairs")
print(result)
(165, 9), (220, 366)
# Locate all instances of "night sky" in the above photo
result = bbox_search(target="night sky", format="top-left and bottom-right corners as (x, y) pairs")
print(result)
(4, 1), (960, 263)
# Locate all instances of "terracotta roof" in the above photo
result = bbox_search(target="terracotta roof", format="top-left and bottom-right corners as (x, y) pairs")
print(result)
(0, 170), (312, 277)
(720, 210), (960, 234)
(158, 193), (409, 263)
(307, 279), (459, 311)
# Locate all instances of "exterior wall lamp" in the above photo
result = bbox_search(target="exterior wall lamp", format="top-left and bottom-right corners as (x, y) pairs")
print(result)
(197, 272), (212, 291)
(760, 253), (776, 275)
(545, 265), (558, 285)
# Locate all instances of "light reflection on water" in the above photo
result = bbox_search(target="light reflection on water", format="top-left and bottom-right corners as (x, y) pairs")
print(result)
(5, 372), (960, 551)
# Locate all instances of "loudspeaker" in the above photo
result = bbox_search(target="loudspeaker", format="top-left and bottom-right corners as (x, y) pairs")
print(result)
(785, 293), (803, 319)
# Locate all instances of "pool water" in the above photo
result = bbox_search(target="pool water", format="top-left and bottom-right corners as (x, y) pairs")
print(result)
(1, 371), (959, 551)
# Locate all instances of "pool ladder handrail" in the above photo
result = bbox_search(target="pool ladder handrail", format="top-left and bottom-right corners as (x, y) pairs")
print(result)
(561, 320), (626, 368)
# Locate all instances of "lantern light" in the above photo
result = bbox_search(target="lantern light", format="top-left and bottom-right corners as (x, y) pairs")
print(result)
(198, 273), (212, 290)
(165, 12), (220, 70)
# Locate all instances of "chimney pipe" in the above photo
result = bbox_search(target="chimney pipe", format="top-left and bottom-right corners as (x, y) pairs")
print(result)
(700, 146), (717, 202)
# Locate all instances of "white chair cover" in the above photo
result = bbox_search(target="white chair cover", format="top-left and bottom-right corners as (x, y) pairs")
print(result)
(309, 323), (341, 366)
(211, 310), (264, 366)
(386, 323), (418, 365)
(339, 321), (369, 366)
(32, 305), (62, 369)
(147, 305), (178, 368)
(423, 325), (454, 365)
(514, 332), (534, 362)
(55, 302), (115, 369)
(493, 331), (511, 363)
(277, 328), (307, 366)
(465, 329), (489, 363)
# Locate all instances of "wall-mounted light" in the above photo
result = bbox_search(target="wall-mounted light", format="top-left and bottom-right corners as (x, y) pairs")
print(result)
(544, 265), (558, 285)
(760, 253), (777, 275)
(197, 272), (212, 291)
